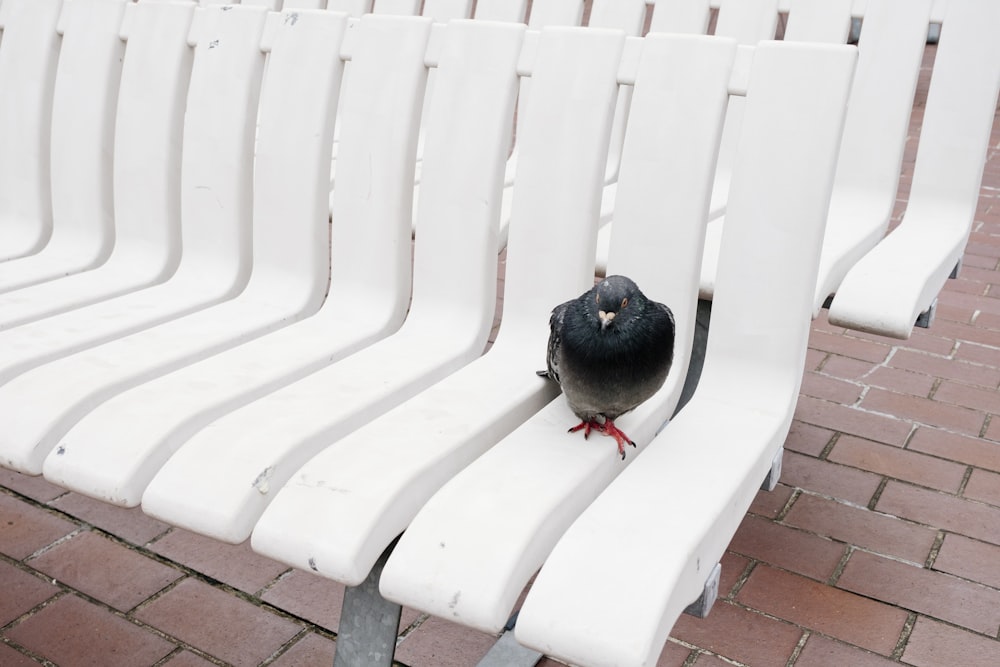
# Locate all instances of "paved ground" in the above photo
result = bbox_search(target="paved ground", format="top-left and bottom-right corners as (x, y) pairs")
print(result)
(2, 17), (1000, 667)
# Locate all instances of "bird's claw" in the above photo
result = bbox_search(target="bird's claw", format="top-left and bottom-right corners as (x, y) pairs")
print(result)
(568, 419), (635, 460)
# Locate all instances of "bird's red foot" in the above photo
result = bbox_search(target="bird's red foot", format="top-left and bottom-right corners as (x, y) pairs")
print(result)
(567, 419), (636, 460)
(602, 419), (636, 460)
(568, 420), (598, 439)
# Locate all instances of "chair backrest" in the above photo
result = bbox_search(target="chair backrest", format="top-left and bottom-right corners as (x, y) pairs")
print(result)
(648, 0), (712, 34)
(372, 0), (420, 15)
(705, 42), (857, 402)
(472, 0), (528, 22)
(328, 15), (431, 319)
(113, 0), (197, 269)
(240, 9), (350, 312)
(491, 25), (627, 358)
(421, 0), (473, 22)
(173, 4), (267, 287)
(783, 0), (853, 43)
(0, 0), (62, 259)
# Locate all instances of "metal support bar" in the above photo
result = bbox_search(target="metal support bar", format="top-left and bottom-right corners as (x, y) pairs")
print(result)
(477, 611), (543, 666)
(682, 561), (722, 619)
(915, 298), (937, 329)
(333, 542), (402, 667)
(761, 447), (783, 492)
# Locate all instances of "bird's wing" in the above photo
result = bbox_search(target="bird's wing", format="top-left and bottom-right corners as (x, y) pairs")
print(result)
(537, 302), (568, 383)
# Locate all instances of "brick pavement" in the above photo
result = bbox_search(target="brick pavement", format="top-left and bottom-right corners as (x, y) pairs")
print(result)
(2, 25), (1000, 667)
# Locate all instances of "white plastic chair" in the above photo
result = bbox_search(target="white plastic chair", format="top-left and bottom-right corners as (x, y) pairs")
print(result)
(0, 3), (271, 472)
(0, 0), (61, 262)
(829, 0), (1000, 337)
(515, 40), (858, 667)
(379, 39), (856, 650)
(701, 0), (932, 309)
(0, 0), (126, 292)
(138, 17), (524, 542)
(253, 29), (735, 610)
(0, 0), (195, 330)
(43, 11), (432, 507)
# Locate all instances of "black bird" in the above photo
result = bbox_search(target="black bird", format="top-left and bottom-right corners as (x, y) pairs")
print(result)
(538, 275), (675, 459)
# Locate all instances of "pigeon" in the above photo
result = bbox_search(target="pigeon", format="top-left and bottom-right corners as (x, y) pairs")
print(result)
(538, 275), (675, 460)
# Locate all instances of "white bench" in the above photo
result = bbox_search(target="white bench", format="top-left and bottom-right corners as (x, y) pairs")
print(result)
(0, 0), (195, 329)
(0, 0), (62, 262)
(0, 1), (994, 666)
(0, 0), (125, 292)
(828, 0), (1000, 337)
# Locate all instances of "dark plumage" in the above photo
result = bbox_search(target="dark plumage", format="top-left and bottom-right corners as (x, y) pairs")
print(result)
(537, 275), (675, 459)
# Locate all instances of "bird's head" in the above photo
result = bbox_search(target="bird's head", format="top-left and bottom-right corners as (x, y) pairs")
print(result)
(589, 275), (643, 332)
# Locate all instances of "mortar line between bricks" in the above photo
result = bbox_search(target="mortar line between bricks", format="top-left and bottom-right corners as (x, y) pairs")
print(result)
(2, 634), (58, 667)
(784, 630), (810, 667)
(4, 487), (337, 662)
(868, 477), (889, 510)
(891, 613), (918, 661)
(818, 432), (841, 460)
(826, 546), (855, 587)
(924, 531), (947, 569)
(0, 588), (71, 635)
(258, 626), (313, 667)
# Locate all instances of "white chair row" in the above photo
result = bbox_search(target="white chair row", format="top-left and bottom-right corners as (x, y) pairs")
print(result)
(0, 1), (994, 665)
(0, 4), (857, 666)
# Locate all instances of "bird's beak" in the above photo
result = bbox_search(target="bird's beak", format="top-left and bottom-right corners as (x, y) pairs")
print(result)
(599, 310), (615, 330)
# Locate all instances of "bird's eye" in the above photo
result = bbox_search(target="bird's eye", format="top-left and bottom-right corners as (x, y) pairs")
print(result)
(621, 297), (628, 309)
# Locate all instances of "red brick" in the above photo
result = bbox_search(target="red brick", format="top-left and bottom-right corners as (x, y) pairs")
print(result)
(270, 632), (335, 667)
(954, 340), (1000, 366)
(729, 514), (845, 582)
(808, 330), (892, 363)
(965, 468), (1000, 507)
(149, 529), (288, 595)
(717, 551), (752, 600)
(28, 531), (181, 612)
(908, 427), (1000, 473)
(933, 533), (1000, 589)
(925, 319), (1000, 349)
(935, 380), (1000, 415)
(781, 449), (884, 506)
(876, 481), (1000, 545)
(656, 641), (696, 667)
(749, 482), (795, 518)
(6, 594), (174, 667)
(670, 599), (803, 666)
(819, 354), (879, 382)
(793, 395), (912, 446)
(134, 577), (302, 667)
(864, 366), (936, 398)
(394, 615), (498, 667)
(0, 641), (46, 667)
(800, 371), (863, 404)
(838, 550), (1000, 635)
(784, 421), (835, 457)
(49, 492), (169, 546)
(896, 329), (959, 356)
(987, 417), (1000, 442)
(0, 560), (59, 626)
(0, 468), (66, 503)
(0, 493), (78, 560)
(160, 650), (217, 667)
(690, 653), (734, 667)
(828, 435), (967, 492)
(736, 565), (907, 655)
(902, 616), (1000, 667)
(783, 493), (937, 564)
(862, 387), (985, 435)
(260, 570), (344, 634)
(795, 633), (899, 667)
